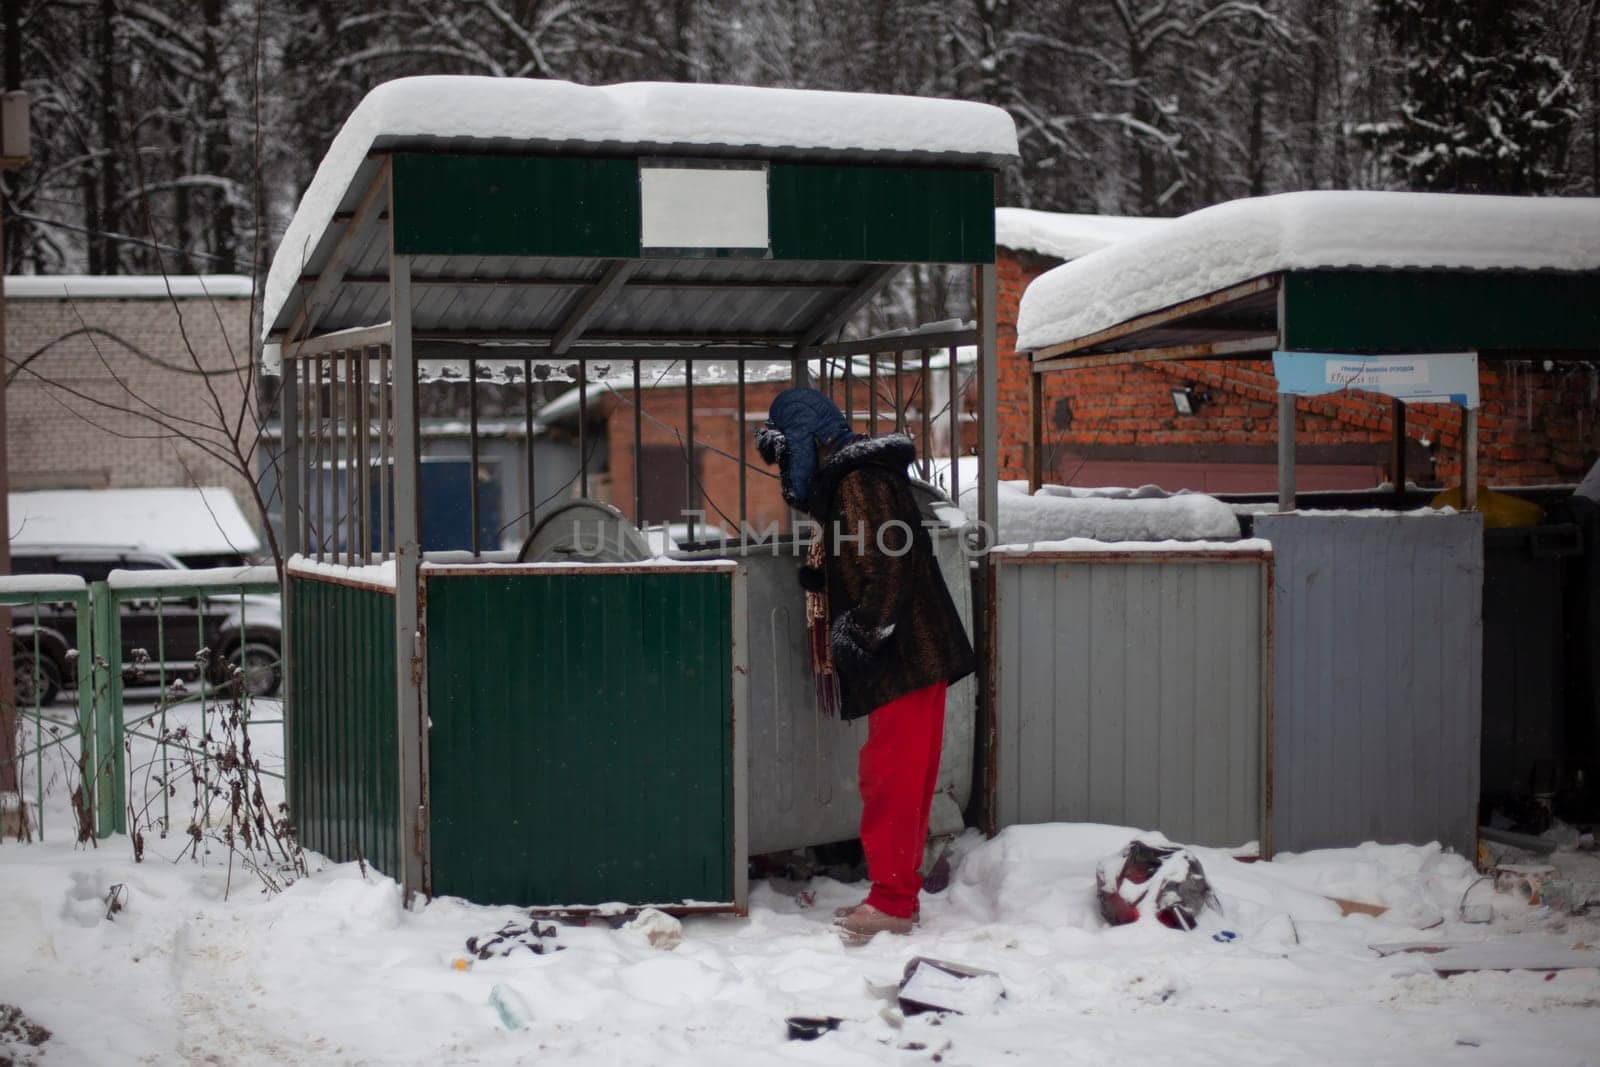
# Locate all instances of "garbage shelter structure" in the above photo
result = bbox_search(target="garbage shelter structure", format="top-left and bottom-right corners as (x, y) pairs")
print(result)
(261, 78), (1018, 909)
(1010, 191), (1600, 859)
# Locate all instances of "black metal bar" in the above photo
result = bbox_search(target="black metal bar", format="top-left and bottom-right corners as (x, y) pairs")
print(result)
(948, 346), (960, 504)
(379, 344), (391, 558)
(844, 354), (854, 436)
(920, 349), (932, 479)
(468, 357), (480, 556)
(358, 346), (372, 562)
(737, 359), (747, 533)
(633, 360), (643, 528)
(299, 354), (311, 556)
(894, 351), (905, 434)
(346, 350), (358, 566)
(685, 359), (695, 543)
(524, 356), (536, 535)
(577, 359), (589, 498)
(869, 354), (878, 436)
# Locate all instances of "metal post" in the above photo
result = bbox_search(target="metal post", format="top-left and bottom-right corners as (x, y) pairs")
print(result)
(379, 345), (392, 559)
(1390, 398), (1406, 494)
(299, 354), (311, 558)
(976, 262), (1000, 834)
(979, 265), (999, 553)
(358, 347), (372, 562)
(390, 250), (427, 902)
(948, 346), (960, 504)
(868, 354), (878, 436)
(1277, 394), (1296, 513)
(894, 352), (904, 433)
(844, 354), (854, 435)
(468, 357), (480, 556)
(685, 359), (695, 542)
(314, 357), (326, 560)
(920, 350), (932, 479)
(577, 359), (589, 498)
(1463, 406), (1479, 511)
(1028, 366), (1043, 492)
(283, 355), (301, 559)
(737, 359), (747, 533)
(633, 360), (644, 527)
(346, 351), (359, 566)
(523, 355), (535, 536)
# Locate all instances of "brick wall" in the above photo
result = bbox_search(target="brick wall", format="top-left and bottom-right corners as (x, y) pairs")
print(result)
(5, 291), (258, 508)
(995, 248), (1600, 490)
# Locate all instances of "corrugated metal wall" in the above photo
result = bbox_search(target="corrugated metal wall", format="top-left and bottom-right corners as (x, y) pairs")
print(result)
(424, 566), (737, 908)
(288, 576), (401, 877)
(994, 552), (1268, 848)
(733, 527), (975, 856)
(1257, 513), (1483, 858)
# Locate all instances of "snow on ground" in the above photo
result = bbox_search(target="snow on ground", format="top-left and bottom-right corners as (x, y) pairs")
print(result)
(1016, 190), (1600, 355)
(3, 707), (1598, 1065)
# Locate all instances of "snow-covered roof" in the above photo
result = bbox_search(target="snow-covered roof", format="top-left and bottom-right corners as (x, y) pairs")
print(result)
(264, 77), (1019, 342)
(10, 487), (262, 558)
(994, 208), (1169, 261)
(7, 275), (254, 300)
(1017, 191), (1600, 355)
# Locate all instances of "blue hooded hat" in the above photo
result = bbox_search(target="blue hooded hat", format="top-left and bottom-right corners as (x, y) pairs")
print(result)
(755, 388), (856, 513)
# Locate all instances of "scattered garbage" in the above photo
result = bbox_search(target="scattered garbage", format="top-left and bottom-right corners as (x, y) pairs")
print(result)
(1371, 938), (1600, 976)
(897, 957), (1005, 1017)
(465, 919), (564, 960)
(623, 908), (684, 950)
(1212, 930), (1238, 943)
(1493, 863), (1561, 904)
(489, 984), (533, 1030)
(1329, 897), (1389, 919)
(785, 1016), (844, 1041)
(1096, 841), (1215, 930)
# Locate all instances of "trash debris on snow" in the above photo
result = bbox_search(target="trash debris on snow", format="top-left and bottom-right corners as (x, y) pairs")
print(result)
(784, 1015), (844, 1041)
(1096, 840), (1216, 930)
(1370, 938), (1600, 976)
(897, 957), (1006, 1017)
(488, 984), (533, 1030)
(464, 919), (564, 960)
(623, 908), (684, 950)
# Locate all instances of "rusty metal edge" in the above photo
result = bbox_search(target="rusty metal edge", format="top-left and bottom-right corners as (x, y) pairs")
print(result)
(420, 561), (739, 578)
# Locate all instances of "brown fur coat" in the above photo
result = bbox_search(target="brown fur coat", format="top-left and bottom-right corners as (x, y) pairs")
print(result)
(797, 434), (976, 720)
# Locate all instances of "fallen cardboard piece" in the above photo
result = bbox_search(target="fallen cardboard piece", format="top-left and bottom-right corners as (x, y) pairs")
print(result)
(898, 957), (1005, 1016)
(1371, 938), (1600, 975)
(1330, 896), (1389, 918)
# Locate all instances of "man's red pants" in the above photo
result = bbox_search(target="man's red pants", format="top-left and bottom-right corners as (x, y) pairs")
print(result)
(859, 681), (947, 919)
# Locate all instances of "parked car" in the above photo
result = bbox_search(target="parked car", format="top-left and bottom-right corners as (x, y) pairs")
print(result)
(8, 545), (281, 705)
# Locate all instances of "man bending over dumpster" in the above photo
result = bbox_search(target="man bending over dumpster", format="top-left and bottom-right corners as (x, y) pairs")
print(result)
(756, 387), (976, 944)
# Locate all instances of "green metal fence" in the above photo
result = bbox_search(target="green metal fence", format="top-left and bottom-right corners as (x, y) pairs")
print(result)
(1, 568), (280, 841)
(423, 563), (745, 909)
(287, 574), (401, 878)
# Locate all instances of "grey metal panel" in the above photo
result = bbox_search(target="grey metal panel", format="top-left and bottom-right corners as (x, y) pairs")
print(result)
(1256, 513), (1483, 858)
(699, 514), (975, 856)
(995, 553), (1269, 848)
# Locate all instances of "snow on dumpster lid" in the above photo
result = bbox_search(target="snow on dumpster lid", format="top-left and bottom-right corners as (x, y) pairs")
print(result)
(10, 487), (262, 558)
(263, 76), (1020, 343)
(7, 275), (254, 300)
(1016, 190), (1600, 355)
(994, 208), (1170, 262)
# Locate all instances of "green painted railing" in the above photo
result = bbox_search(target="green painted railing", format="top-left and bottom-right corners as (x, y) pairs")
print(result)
(0, 568), (281, 841)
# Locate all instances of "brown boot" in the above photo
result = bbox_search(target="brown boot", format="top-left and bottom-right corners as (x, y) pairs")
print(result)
(834, 904), (913, 945)
(834, 901), (920, 923)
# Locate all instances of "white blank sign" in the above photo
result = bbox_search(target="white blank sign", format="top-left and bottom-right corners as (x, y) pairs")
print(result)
(640, 165), (768, 250)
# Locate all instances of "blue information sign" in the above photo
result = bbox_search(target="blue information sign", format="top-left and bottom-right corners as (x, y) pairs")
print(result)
(1272, 350), (1479, 408)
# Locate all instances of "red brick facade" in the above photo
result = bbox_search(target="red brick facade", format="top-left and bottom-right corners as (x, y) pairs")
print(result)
(996, 249), (1600, 492)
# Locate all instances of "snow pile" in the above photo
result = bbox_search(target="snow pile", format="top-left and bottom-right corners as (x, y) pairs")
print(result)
(1016, 190), (1600, 354)
(5, 275), (255, 300)
(962, 481), (1242, 545)
(264, 76), (1019, 338)
(9, 487), (262, 558)
(995, 208), (1170, 261)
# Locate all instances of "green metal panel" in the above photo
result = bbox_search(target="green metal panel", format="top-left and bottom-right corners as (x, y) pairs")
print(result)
(1282, 269), (1600, 353)
(288, 577), (400, 878)
(392, 154), (640, 257)
(392, 153), (995, 263)
(769, 164), (995, 263)
(426, 570), (733, 907)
